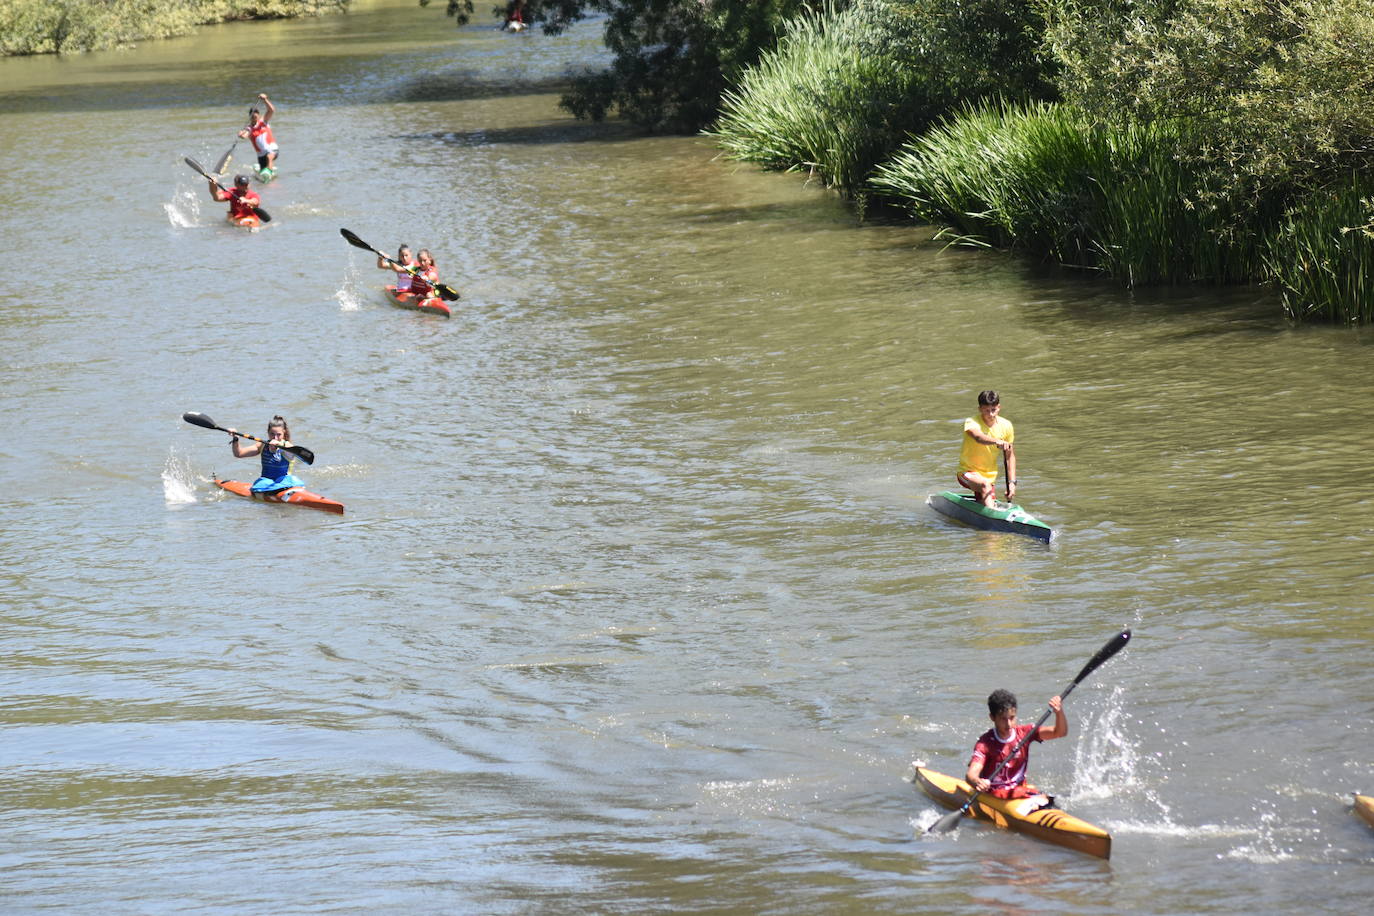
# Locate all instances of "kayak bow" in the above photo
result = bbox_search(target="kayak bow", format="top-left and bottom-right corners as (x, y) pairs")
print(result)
(928, 491), (1054, 542)
(384, 285), (451, 318)
(915, 765), (1110, 859)
(1355, 794), (1374, 829)
(213, 476), (344, 514)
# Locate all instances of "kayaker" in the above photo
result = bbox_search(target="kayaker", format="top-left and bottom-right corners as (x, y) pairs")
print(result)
(406, 249), (441, 300)
(228, 415), (306, 493)
(239, 93), (278, 180)
(379, 245), (416, 293)
(966, 689), (1066, 801)
(504, 0), (527, 30)
(209, 174), (260, 225)
(957, 389), (1016, 507)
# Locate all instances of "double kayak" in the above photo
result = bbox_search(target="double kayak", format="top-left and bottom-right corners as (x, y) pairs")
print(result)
(1355, 794), (1374, 829)
(928, 491), (1054, 542)
(384, 285), (451, 318)
(914, 765), (1111, 859)
(213, 476), (344, 514)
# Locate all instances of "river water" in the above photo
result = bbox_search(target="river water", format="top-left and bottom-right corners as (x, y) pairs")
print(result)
(1, 3), (1372, 912)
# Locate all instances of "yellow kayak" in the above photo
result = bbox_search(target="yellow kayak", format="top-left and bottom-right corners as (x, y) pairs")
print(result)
(914, 765), (1111, 859)
(1355, 794), (1374, 829)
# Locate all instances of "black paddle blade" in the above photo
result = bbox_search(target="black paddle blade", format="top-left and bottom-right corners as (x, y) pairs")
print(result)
(284, 444), (315, 466)
(253, 205), (273, 224)
(1072, 630), (1131, 687)
(928, 807), (966, 834)
(184, 156), (215, 181)
(340, 228), (380, 256)
(214, 150), (232, 175)
(182, 411), (220, 431)
(434, 282), (461, 302)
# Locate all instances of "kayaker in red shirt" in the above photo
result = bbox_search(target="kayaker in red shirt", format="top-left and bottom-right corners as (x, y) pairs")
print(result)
(208, 174), (261, 225)
(240, 93), (278, 179)
(504, 0), (527, 30)
(966, 688), (1067, 800)
(407, 249), (441, 300)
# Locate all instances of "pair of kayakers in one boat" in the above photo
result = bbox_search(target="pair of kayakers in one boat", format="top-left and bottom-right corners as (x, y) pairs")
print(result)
(241, 93), (278, 180)
(208, 174), (262, 228)
(379, 246), (442, 302)
(227, 415), (305, 492)
(966, 689), (1067, 806)
(957, 389), (1017, 508)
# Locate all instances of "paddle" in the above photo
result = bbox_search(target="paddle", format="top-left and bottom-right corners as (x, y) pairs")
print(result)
(184, 157), (272, 223)
(927, 628), (1132, 835)
(214, 101), (258, 174)
(182, 411), (315, 465)
(340, 227), (461, 301)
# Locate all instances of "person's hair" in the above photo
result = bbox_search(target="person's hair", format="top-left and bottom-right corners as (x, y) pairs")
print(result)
(418, 248), (434, 264)
(267, 415), (290, 442)
(987, 689), (1017, 717)
(397, 244), (411, 259)
(249, 106), (261, 117)
(977, 390), (1000, 407)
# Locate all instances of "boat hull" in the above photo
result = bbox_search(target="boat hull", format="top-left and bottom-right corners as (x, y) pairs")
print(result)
(915, 766), (1110, 859)
(227, 213), (261, 230)
(384, 285), (451, 317)
(928, 491), (1053, 542)
(1355, 794), (1374, 829)
(213, 476), (344, 514)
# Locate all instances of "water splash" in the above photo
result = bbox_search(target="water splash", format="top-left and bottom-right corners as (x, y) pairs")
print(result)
(163, 186), (201, 228)
(335, 262), (365, 311)
(161, 448), (198, 505)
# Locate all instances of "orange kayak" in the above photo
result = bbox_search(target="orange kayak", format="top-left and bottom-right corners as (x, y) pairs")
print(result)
(227, 213), (261, 230)
(914, 765), (1111, 859)
(213, 476), (343, 514)
(384, 285), (450, 317)
(1355, 794), (1374, 829)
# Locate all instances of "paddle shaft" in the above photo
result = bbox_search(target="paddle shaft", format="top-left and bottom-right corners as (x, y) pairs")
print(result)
(184, 157), (271, 222)
(928, 629), (1131, 834)
(182, 412), (314, 465)
(340, 228), (460, 301)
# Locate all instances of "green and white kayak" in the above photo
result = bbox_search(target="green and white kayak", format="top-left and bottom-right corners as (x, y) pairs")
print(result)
(928, 491), (1054, 542)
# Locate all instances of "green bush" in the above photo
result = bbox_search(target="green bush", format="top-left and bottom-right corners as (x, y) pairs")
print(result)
(0, 0), (346, 56)
(1264, 177), (1374, 323)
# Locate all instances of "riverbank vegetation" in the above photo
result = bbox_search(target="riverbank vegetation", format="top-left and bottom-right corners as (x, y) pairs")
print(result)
(705, 0), (1374, 324)
(0, 0), (346, 56)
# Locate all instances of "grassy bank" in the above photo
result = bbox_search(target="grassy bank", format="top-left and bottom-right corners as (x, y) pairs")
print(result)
(1, 0), (347, 56)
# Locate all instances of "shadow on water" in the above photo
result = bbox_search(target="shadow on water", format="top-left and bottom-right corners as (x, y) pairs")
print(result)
(395, 119), (639, 147)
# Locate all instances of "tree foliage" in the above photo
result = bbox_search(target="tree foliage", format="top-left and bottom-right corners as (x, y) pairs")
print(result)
(427, 1), (833, 132)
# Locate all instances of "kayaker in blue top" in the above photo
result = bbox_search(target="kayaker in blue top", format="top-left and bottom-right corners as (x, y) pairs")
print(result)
(228, 415), (306, 493)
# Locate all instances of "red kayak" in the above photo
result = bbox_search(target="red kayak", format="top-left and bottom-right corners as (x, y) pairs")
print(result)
(384, 285), (450, 317)
(213, 476), (344, 514)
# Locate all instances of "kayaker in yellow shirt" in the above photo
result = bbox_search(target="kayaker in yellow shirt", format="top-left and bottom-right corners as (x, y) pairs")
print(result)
(957, 389), (1016, 507)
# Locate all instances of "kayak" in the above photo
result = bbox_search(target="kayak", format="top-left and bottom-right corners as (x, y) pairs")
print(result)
(928, 490), (1054, 542)
(255, 166), (277, 183)
(384, 285), (451, 318)
(914, 765), (1110, 859)
(227, 213), (261, 230)
(1355, 794), (1374, 829)
(213, 476), (344, 514)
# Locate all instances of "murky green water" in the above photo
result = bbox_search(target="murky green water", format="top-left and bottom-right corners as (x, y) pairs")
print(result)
(1, 3), (1372, 912)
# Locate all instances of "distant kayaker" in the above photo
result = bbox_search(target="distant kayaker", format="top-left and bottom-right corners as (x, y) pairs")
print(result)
(209, 174), (261, 226)
(228, 415), (306, 493)
(504, 0), (527, 30)
(957, 389), (1016, 507)
(240, 93), (278, 180)
(966, 689), (1066, 801)
(379, 245), (416, 293)
(405, 249), (441, 300)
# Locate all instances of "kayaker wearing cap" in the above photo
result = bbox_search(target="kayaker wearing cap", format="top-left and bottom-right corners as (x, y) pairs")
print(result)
(228, 415), (306, 493)
(957, 389), (1016, 508)
(240, 93), (278, 179)
(379, 245), (416, 293)
(208, 174), (261, 226)
(966, 689), (1067, 801)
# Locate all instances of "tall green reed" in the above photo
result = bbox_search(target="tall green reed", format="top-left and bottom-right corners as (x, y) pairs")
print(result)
(1264, 176), (1374, 323)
